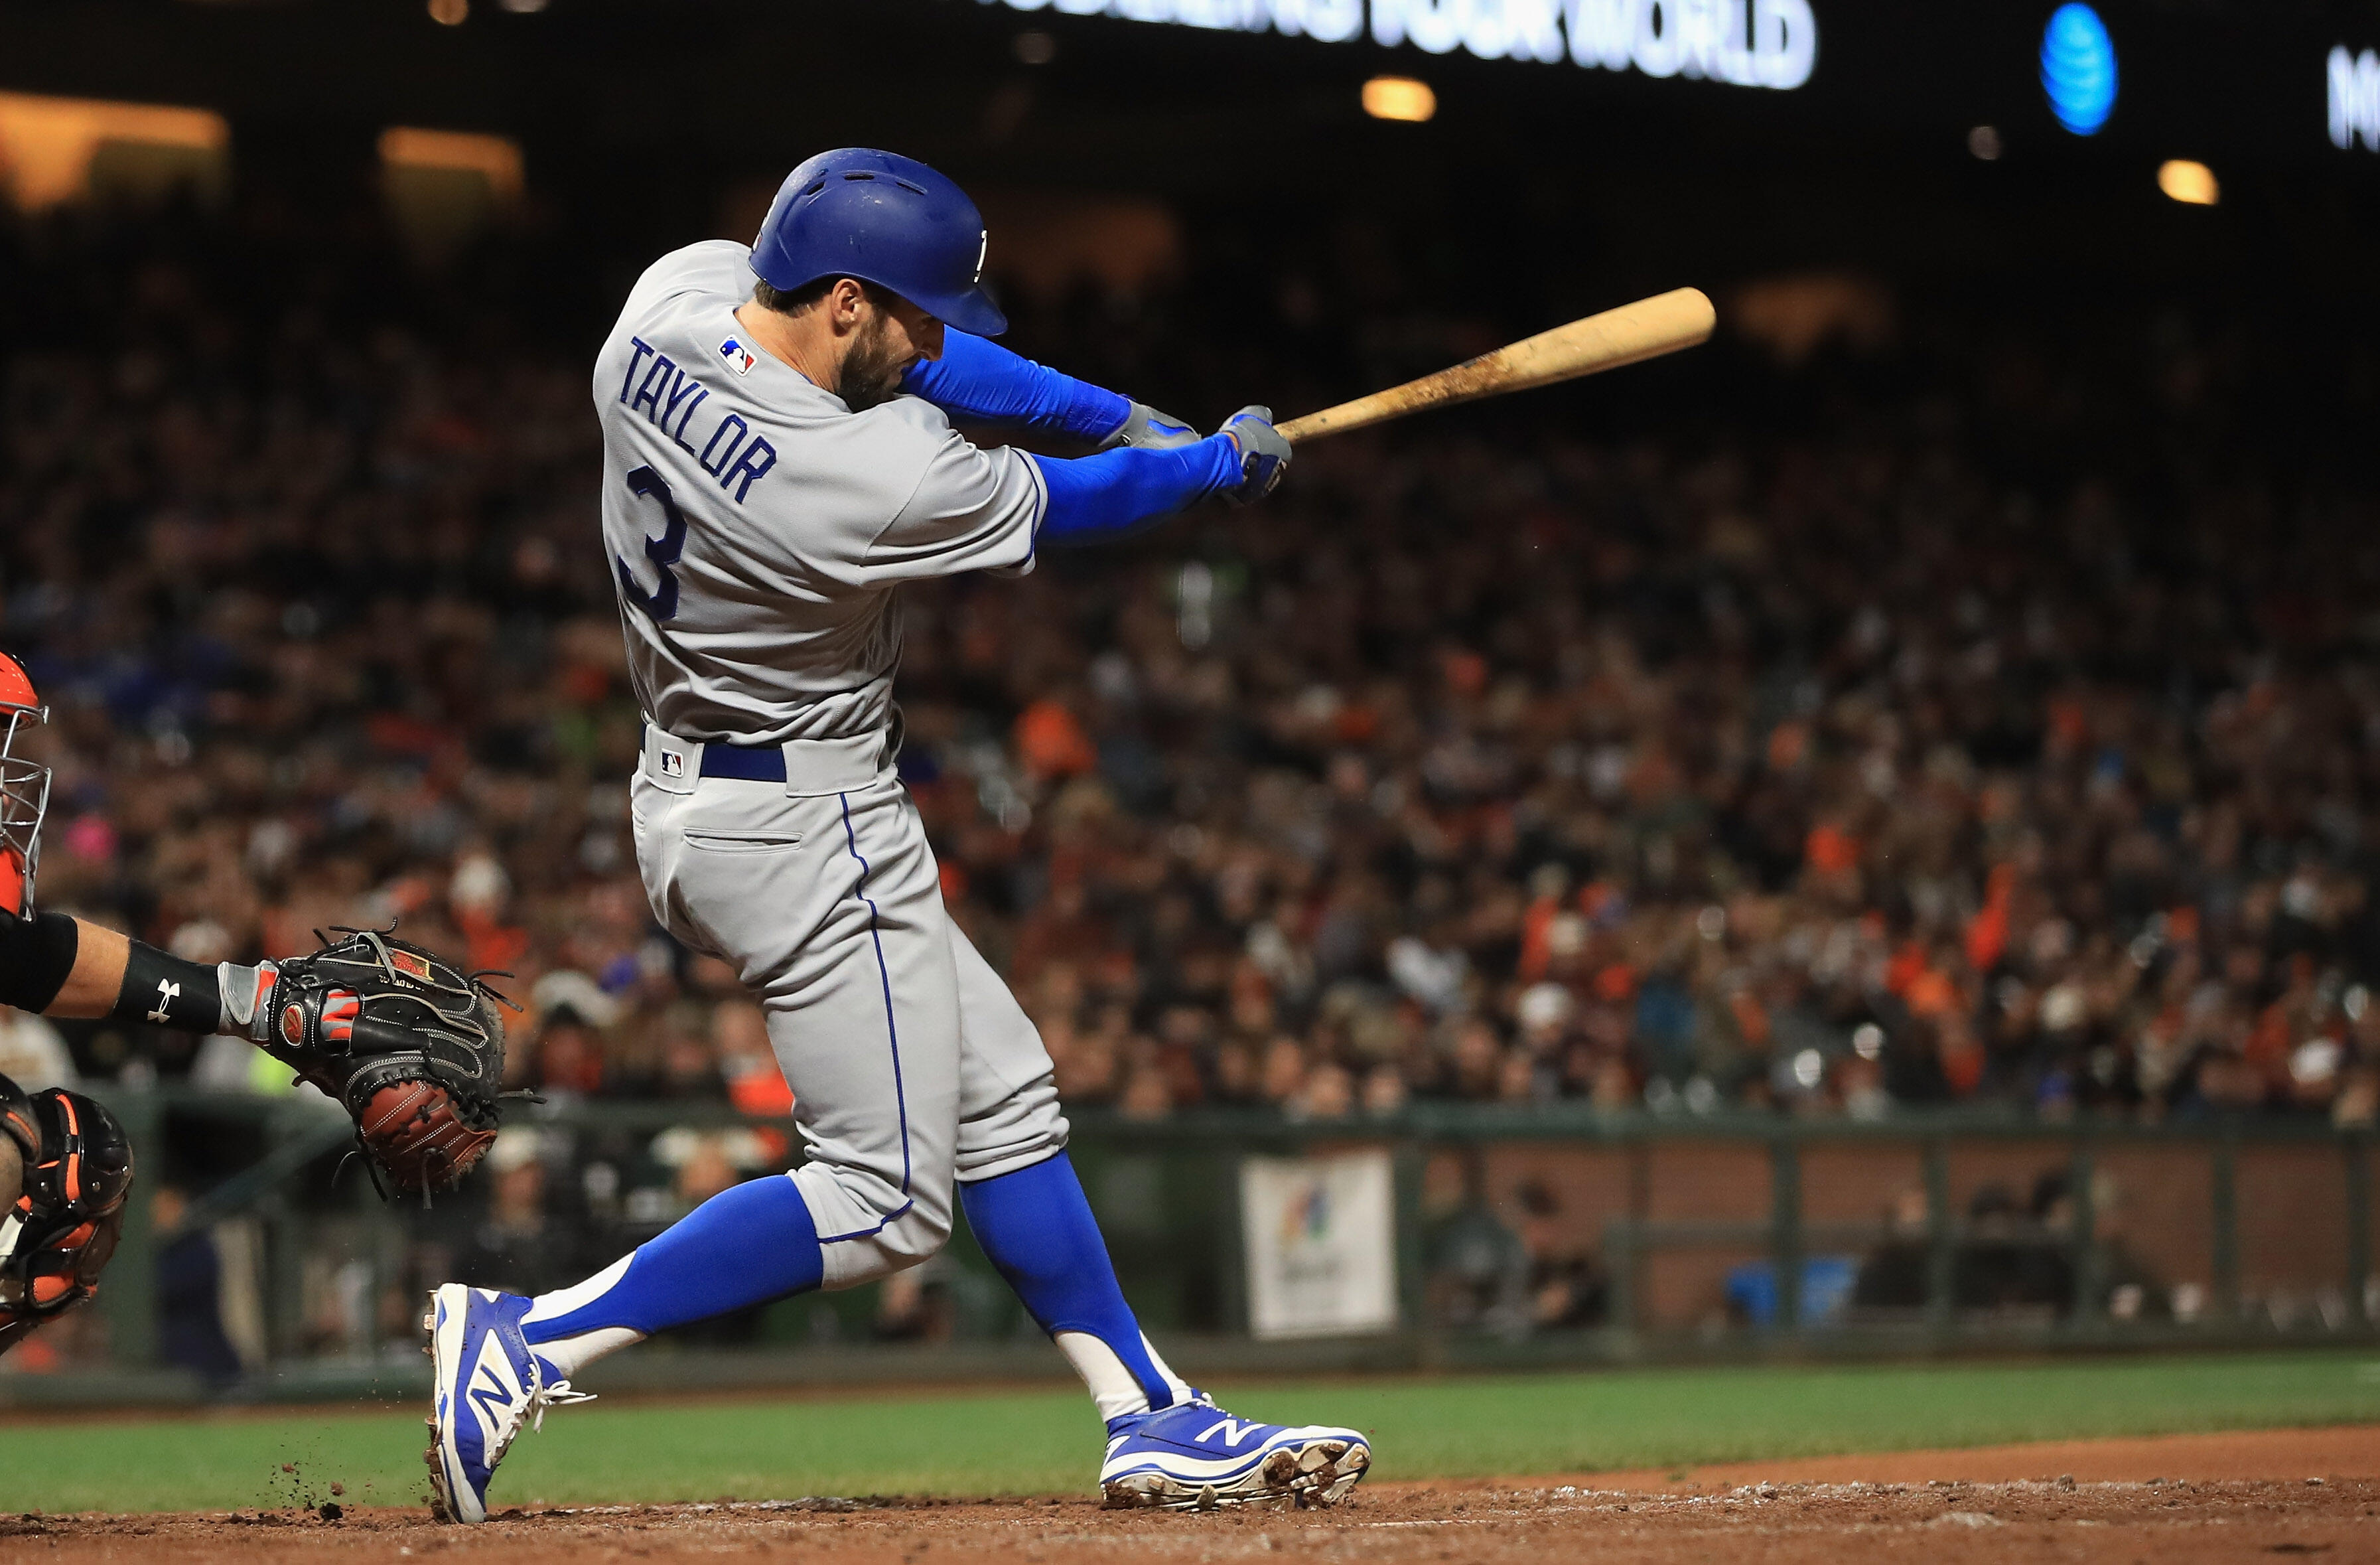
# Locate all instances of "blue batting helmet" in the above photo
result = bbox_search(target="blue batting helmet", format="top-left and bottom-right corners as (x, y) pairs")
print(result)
(749, 149), (1007, 337)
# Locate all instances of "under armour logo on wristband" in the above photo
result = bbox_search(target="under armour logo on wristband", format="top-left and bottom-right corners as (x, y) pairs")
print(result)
(146, 980), (180, 1025)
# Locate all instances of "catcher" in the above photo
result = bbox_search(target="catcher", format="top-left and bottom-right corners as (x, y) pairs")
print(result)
(0, 651), (510, 1357)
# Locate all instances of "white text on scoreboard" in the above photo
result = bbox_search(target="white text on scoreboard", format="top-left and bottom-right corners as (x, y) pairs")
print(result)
(979, 0), (1819, 90)
(2333, 46), (2380, 151)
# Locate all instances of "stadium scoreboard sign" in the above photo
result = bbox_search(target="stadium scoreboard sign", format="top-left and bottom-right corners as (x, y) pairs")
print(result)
(978, 0), (1818, 88)
(2336, 45), (2380, 151)
(977, 0), (2380, 163)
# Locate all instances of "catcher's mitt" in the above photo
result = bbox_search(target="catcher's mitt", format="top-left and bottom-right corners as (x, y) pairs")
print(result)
(258, 927), (513, 1199)
(1, 1077), (133, 1357)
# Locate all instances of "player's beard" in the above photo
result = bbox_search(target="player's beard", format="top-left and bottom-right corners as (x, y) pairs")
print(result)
(837, 311), (910, 412)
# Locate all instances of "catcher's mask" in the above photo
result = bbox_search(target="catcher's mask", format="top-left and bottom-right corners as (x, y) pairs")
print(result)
(0, 652), (48, 918)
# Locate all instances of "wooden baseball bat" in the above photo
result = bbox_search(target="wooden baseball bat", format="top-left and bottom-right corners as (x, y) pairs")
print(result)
(1275, 287), (1716, 444)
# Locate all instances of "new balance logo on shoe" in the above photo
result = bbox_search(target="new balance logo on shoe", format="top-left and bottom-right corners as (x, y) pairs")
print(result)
(470, 1362), (516, 1428)
(1197, 1418), (1261, 1448)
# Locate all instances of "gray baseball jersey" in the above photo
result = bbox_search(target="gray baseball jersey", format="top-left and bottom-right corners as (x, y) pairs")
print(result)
(595, 240), (1046, 745)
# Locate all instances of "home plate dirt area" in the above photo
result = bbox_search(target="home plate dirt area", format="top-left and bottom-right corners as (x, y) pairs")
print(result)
(11, 1426), (2377, 1564)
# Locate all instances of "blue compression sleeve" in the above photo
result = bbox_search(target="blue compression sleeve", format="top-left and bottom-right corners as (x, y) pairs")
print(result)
(1028, 438), (1241, 546)
(960, 1152), (1181, 1413)
(902, 331), (1132, 443)
(520, 1173), (823, 1357)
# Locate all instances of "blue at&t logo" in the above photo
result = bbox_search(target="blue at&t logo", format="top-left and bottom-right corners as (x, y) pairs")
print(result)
(2041, 4), (2118, 135)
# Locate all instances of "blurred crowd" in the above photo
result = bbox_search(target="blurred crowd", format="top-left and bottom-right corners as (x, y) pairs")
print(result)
(4, 195), (2380, 1139)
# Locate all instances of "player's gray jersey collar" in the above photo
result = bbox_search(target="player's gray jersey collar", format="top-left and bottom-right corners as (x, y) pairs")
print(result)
(719, 301), (851, 415)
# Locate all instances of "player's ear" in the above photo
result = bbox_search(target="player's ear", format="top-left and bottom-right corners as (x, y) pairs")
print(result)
(831, 277), (870, 332)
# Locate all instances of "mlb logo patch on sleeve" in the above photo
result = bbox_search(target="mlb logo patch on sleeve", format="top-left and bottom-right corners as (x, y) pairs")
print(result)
(719, 336), (756, 376)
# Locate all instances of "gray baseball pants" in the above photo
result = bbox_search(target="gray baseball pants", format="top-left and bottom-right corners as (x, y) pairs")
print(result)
(631, 727), (1067, 1290)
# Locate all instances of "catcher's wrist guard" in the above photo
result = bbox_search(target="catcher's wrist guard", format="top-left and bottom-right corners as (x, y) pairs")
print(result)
(257, 927), (513, 1197)
(0, 1081), (133, 1357)
(114, 936), (225, 1033)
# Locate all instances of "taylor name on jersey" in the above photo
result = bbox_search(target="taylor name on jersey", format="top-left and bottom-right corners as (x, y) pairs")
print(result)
(615, 333), (780, 505)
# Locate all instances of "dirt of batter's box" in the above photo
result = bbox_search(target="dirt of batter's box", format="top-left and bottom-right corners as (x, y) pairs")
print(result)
(13, 1426), (2380, 1565)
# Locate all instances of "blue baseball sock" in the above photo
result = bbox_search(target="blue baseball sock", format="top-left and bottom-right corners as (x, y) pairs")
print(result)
(520, 1172), (824, 1379)
(960, 1152), (1187, 1420)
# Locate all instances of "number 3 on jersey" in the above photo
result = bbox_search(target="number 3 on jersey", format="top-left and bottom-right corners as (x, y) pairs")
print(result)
(616, 465), (688, 623)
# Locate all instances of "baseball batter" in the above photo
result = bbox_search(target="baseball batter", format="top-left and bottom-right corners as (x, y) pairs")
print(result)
(426, 149), (1370, 1519)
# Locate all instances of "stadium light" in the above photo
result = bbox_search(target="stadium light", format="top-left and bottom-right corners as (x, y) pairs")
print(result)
(0, 92), (227, 212)
(380, 127), (524, 199)
(2041, 3), (2117, 135)
(2158, 158), (2218, 204)
(380, 127), (524, 264)
(1362, 76), (1436, 122)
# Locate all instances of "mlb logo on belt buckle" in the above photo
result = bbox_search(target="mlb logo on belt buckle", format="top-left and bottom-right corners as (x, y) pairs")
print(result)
(719, 336), (755, 376)
(660, 748), (687, 778)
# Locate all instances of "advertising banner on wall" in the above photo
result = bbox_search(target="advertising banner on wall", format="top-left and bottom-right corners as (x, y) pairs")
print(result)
(967, 0), (2380, 164)
(977, 0), (1817, 88)
(1239, 1150), (1399, 1340)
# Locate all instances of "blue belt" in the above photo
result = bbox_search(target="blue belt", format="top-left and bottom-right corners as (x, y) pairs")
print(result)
(695, 741), (787, 783)
(640, 723), (788, 783)
(644, 720), (897, 788)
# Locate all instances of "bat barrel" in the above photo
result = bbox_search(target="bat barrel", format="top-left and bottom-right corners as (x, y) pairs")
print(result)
(1277, 287), (1715, 445)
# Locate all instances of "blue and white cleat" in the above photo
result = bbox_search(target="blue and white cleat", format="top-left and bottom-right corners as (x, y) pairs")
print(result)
(423, 1283), (594, 1523)
(1099, 1391), (1370, 1511)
